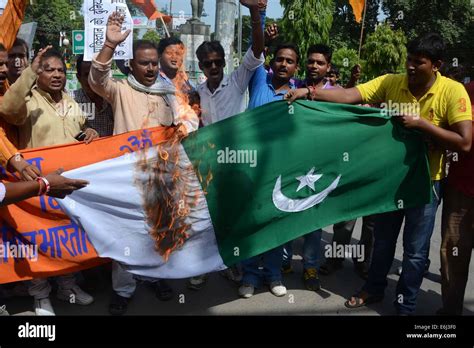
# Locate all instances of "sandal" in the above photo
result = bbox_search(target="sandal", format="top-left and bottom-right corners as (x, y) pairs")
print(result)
(344, 291), (383, 308)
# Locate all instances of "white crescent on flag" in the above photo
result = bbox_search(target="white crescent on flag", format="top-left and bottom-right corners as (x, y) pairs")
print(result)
(272, 170), (341, 213)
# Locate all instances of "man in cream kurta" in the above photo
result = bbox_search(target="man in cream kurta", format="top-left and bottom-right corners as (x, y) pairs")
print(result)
(88, 11), (180, 316)
(89, 55), (174, 135)
(0, 50), (97, 149)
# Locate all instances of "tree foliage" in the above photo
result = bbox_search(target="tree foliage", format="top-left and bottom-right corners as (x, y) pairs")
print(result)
(381, 0), (472, 46)
(24, 0), (83, 50)
(382, 0), (474, 75)
(142, 29), (161, 44)
(362, 23), (407, 79)
(279, 0), (334, 56)
(233, 15), (281, 55)
(331, 46), (361, 84)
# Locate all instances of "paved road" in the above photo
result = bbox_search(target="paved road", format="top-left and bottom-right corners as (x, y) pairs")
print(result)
(4, 205), (474, 316)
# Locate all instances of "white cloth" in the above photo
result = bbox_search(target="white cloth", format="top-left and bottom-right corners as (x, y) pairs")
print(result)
(0, 183), (5, 203)
(197, 48), (264, 126)
(60, 145), (226, 279)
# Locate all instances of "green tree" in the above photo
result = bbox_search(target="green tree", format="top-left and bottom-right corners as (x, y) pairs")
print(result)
(331, 46), (362, 84)
(142, 29), (161, 44)
(382, 0), (474, 77)
(233, 15), (281, 55)
(24, 0), (83, 50)
(362, 23), (407, 79)
(381, 0), (472, 46)
(279, 0), (334, 56)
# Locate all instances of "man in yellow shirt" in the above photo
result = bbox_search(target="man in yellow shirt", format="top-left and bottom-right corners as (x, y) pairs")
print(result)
(0, 47), (99, 149)
(286, 33), (472, 315)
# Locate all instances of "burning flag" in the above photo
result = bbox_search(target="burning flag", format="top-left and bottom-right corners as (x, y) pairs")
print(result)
(0, 101), (431, 283)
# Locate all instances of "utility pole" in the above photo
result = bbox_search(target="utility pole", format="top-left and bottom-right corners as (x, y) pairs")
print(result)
(215, 0), (237, 74)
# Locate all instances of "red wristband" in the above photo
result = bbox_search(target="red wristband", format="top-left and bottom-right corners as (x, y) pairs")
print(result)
(103, 41), (116, 50)
(36, 177), (50, 195)
(41, 177), (51, 194)
(36, 177), (46, 196)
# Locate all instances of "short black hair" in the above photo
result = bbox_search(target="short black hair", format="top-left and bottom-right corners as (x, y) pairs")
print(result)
(274, 43), (300, 64)
(11, 38), (29, 54)
(38, 49), (66, 72)
(158, 36), (184, 56)
(328, 65), (340, 76)
(407, 33), (445, 63)
(196, 41), (225, 63)
(307, 44), (332, 63)
(132, 40), (158, 57)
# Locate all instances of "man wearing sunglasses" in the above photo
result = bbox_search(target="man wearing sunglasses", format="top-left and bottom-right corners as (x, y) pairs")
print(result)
(195, 0), (266, 126)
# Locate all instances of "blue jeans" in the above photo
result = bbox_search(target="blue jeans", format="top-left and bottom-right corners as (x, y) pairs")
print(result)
(241, 246), (284, 287)
(283, 229), (322, 270)
(363, 180), (443, 315)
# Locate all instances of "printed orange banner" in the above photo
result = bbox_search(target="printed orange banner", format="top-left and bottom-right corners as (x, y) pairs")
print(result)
(0, 126), (174, 284)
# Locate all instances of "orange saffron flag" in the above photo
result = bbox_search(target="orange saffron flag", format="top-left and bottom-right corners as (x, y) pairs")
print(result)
(349, 0), (365, 23)
(0, 0), (28, 50)
(131, 0), (172, 22)
(0, 126), (173, 284)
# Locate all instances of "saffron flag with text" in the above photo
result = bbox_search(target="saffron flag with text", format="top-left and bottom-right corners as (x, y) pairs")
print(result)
(0, 101), (431, 283)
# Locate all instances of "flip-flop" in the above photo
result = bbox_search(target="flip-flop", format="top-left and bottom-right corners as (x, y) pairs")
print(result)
(344, 292), (383, 308)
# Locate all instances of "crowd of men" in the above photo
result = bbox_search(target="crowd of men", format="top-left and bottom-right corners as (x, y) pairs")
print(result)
(0, 0), (472, 317)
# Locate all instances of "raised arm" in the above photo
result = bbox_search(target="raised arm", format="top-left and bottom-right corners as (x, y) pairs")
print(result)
(240, 0), (266, 59)
(95, 12), (131, 64)
(0, 46), (52, 125)
(89, 12), (131, 103)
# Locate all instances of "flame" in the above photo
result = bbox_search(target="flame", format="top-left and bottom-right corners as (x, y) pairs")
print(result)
(132, 44), (210, 261)
(170, 44), (202, 130)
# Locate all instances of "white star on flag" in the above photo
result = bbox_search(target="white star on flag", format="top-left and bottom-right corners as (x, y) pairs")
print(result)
(295, 167), (323, 192)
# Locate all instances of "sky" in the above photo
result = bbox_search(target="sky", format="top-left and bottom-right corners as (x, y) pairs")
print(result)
(154, 0), (285, 31)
